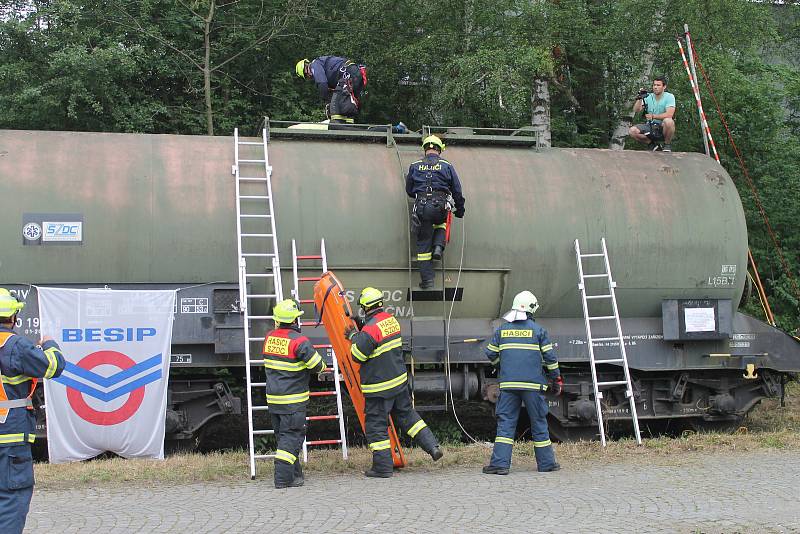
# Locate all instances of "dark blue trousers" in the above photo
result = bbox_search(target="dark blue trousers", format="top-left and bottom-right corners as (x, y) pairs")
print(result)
(489, 389), (558, 472)
(0, 444), (35, 534)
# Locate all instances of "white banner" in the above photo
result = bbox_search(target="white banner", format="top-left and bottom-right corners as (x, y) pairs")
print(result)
(39, 288), (176, 463)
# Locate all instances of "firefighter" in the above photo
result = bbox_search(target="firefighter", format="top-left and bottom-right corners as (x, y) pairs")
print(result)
(262, 299), (327, 489)
(0, 288), (65, 534)
(347, 287), (443, 477)
(295, 56), (367, 125)
(406, 135), (465, 289)
(482, 291), (562, 475)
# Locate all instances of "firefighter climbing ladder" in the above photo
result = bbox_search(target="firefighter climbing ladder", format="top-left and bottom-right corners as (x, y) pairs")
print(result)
(290, 238), (349, 462)
(233, 127), (285, 479)
(574, 238), (642, 447)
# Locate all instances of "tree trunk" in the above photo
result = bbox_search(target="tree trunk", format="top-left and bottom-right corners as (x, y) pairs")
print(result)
(531, 77), (551, 148)
(203, 1), (216, 136)
(608, 10), (664, 150)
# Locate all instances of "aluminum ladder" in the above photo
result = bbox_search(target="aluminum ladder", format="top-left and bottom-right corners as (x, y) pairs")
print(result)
(290, 239), (349, 462)
(233, 126), (285, 479)
(574, 238), (642, 447)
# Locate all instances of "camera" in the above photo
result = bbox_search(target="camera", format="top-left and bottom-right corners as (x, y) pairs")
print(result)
(636, 89), (650, 100)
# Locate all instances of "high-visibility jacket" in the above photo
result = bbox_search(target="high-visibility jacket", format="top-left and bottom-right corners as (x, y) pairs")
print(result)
(350, 310), (407, 398)
(0, 327), (65, 446)
(262, 326), (326, 414)
(405, 154), (466, 217)
(484, 318), (560, 391)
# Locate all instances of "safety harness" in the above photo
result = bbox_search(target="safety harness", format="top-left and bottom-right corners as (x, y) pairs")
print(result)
(0, 332), (37, 425)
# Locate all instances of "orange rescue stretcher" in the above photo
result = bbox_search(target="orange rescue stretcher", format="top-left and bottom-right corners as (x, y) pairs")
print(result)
(313, 271), (406, 468)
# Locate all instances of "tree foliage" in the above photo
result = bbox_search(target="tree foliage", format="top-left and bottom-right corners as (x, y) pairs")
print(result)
(1, 0), (798, 329)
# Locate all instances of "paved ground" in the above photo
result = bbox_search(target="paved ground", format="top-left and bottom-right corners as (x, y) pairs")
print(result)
(26, 449), (800, 533)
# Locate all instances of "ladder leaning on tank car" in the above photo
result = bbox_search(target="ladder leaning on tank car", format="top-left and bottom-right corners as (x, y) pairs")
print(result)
(289, 238), (349, 462)
(233, 126), (285, 479)
(574, 238), (642, 447)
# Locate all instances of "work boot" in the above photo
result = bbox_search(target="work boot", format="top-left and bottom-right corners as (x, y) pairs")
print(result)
(419, 279), (434, 290)
(482, 465), (510, 475)
(275, 478), (305, 489)
(430, 446), (444, 462)
(292, 461), (304, 486)
(649, 142), (662, 152)
(662, 144), (672, 152)
(432, 245), (444, 261)
(539, 463), (561, 473)
(364, 469), (393, 478)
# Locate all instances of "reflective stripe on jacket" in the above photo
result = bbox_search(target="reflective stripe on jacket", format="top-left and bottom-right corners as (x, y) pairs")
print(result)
(351, 310), (408, 398)
(262, 327), (325, 413)
(0, 327), (66, 446)
(485, 318), (559, 391)
(405, 154), (466, 214)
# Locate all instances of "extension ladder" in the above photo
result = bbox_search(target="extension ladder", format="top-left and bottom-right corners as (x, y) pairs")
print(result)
(233, 127), (285, 479)
(290, 239), (348, 462)
(574, 238), (642, 447)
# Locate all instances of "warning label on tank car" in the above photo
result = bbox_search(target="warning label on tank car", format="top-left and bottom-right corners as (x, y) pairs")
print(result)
(181, 298), (208, 314)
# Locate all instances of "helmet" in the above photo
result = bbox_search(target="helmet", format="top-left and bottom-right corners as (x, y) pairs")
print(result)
(0, 288), (24, 318)
(422, 135), (445, 152)
(358, 287), (383, 309)
(511, 291), (539, 315)
(272, 299), (304, 324)
(295, 59), (309, 78)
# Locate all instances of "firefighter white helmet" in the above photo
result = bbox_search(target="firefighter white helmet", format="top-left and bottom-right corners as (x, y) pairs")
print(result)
(503, 291), (539, 322)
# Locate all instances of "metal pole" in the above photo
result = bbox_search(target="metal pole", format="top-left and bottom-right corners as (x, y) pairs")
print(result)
(685, 24), (709, 156)
(676, 38), (721, 163)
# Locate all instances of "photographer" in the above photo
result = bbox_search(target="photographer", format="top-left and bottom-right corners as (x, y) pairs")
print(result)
(628, 76), (676, 152)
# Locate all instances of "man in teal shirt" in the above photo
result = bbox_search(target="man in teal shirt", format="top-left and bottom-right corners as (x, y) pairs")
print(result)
(629, 76), (676, 152)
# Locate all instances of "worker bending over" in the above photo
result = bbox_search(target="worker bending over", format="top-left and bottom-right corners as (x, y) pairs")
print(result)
(262, 299), (327, 488)
(483, 291), (562, 475)
(406, 135), (465, 289)
(295, 56), (367, 125)
(0, 288), (65, 533)
(347, 287), (443, 477)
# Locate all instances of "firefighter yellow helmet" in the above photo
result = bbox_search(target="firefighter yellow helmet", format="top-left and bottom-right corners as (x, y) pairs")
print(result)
(422, 135), (445, 152)
(358, 287), (383, 309)
(273, 299), (304, 324)
(511, 291), (539, 315)
(0, 288), (24, 318)
(295, 59), (309, 78)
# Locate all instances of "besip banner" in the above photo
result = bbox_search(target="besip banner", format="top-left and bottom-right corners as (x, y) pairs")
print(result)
(39, 288), (176, 463)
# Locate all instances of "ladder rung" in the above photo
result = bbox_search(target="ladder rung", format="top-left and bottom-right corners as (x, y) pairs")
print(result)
(239, 159), (267, 163)
(238, 141), (264, 146)
(296, 255), (322, 260)
(240, 195), (270, 200)
(307, 415), (339, 421)
(254, 454), (276, 459)
(253, 429), (274, 436)
(248, 315), (275, 320)
(246, 273), (275, 278)
(239, 177), (269, 182)
(242, 253), (276, 257)
(298, 276), (321, 282)
(580, 253), (605, 258)
(594, 358), (624, 364)
(240, 214), (272, 219)
(248, 295), (276, 299)
(592, 336), (620, 342)
(597, 380), (628, 387)
(299, 299), (314, 304)
(585, 294), (612, 300)
(314, 344), (332, 349)
(249, 359), (265, 365)
(583, 274), (608, 279)
(252, 406), (270, 412)
(241, 233), (274, 237)
(309, 391), (336, 397)
(306, 439), (342, 446)
(588, 316), (616, 321)
(300, 320), (321, 327)
(250, 382), (266, 387)
(249, 337), (266, 342)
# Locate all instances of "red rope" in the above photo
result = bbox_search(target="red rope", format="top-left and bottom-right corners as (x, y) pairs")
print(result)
(691, 46), (800, 304)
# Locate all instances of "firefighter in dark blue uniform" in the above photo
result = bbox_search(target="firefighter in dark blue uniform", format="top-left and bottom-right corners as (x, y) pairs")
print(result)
(262, 299), (327, 489)
(347, 287), (443, 477)
(0, 288), (65, 533)
(483, 291), (562, 475)
(406, 135), (466, 289)
(296, 56), (367, 124)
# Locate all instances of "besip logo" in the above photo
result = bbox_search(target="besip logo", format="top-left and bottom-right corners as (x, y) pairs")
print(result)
(54, 351), (163, 425)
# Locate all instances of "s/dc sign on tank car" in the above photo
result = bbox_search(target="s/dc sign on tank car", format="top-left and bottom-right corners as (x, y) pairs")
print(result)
(0, 125), (797, 443)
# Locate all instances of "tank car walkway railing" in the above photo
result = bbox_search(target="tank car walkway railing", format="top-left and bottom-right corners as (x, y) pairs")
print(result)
(290, 238), (349, 463)
(233, 126), (285, 479)
(574, 238), (642, 447)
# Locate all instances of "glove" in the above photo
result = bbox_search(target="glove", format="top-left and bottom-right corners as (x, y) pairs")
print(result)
(550, 376), (563, 396)
(344, 326), (358, 341)
(454, 208), (465, 218)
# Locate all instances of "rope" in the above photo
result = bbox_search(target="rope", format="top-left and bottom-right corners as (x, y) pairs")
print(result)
(690, 44), (800, 308)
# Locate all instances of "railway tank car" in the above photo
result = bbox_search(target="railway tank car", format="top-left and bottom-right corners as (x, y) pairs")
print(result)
(1, 126), (797, 442)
